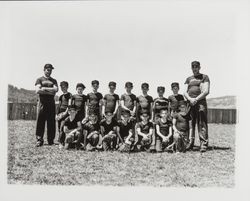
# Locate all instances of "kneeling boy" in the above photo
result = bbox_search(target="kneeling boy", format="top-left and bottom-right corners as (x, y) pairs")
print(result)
(117, 110), (137, 152)
(135, 111), (155, 151)
(100, 111), (118, 151)
(62, 105), (82, 150)
(172, 100), (191, 152)
(83, 112), (102, 151)
(155, 109), (173, 152)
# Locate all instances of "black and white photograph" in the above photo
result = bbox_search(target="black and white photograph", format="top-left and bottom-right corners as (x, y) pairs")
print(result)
(0, 0), (249, 201)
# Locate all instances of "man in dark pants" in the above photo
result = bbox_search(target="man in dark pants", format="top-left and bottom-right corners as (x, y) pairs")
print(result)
(35, 63), (58, 147)
(184, 61), (210, 152)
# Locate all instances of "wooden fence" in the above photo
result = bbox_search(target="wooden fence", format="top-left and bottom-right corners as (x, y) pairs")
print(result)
(7, 103), (237, 124)
(8, 103), (37, 120)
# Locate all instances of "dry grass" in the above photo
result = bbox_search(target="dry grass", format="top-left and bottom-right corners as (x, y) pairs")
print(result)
(8, 120), (235, 187)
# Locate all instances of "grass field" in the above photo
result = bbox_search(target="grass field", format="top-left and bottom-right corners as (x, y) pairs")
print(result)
(7, 120), (235, 187)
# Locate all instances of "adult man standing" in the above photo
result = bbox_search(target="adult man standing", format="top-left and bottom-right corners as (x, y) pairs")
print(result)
(184, 61), (210, 152)
(35, 64), (58, 147)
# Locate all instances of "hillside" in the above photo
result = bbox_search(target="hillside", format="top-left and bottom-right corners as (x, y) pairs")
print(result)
(206, 96), (236, 109)
(8, 84), (236, 109)
(8, 84), (59, 103)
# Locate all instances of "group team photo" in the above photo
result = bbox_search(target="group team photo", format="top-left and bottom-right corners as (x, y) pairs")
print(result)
(3, 0), (241, 190)
(36, 61), (210, 154)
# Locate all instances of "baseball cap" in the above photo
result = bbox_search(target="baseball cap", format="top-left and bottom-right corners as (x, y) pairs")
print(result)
(125, 82), (133, 88)
(89, 111), (97, 116)
(109, 81), (116, 87)
(44, 63), (54, 70)
(76, 83), (86, 89)
(171, 82), (179, 89)
(178, 100), (186, 107)
(140, 110), (150, 116)
(91, 80), (99, 85)
(191, 61), (200, 66)
(157, 86), (165, 92)
(68, 105), (76, 111)
(141, 83), (149, 89)
(121, 110), (130, 116)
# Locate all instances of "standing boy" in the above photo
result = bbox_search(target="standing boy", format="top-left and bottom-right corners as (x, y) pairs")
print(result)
(168, 82), (185, 115)
(62, 105), (82, 150)
(102, 81), (120, 119)
(172, 100), (192, 152)
(155, 109), (173, 152)
(71, 83), (87, 122)
(35, 63), (58, 147)
(153, 86), (169, 122)
(135, 111), (155, 151)
(136, 83), (154, 122)
(82, 113), (102, 151)
(100, 111), (118, 151)
(56, 81), (72, 148)
(120, 82), (137, 121)
(86, 80), (103, 121)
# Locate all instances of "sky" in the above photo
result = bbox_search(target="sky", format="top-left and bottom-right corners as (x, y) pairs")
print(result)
(0, 1), (245, 98)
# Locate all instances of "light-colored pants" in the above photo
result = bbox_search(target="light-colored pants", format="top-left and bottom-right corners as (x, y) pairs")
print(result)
(102, 133), (117, 151)
(173, 130), (189, 152)
(65, 130), (81, 149)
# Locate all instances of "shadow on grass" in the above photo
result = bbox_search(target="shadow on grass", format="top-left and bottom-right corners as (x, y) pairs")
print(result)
(191, 145), (231, 152)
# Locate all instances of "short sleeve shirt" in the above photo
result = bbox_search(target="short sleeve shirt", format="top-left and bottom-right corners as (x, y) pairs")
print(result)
(137, 95), (154, 113)
(100, 119), (117, 135)
(63, 116), (80, 130)
(104, 93), (119, 113)
(155, 118), (172, 136)
(87, 92), (103, 114)
(35, 76), (58, 102)
(57, 92), (72, 113)
(136, 121), (154, 134)
(172, 112), (191, 132)
(83, 121), (100, 134)
(153, 97), (169, 114)
(71, 94), (87, 112)
(168, 94), (185, 111)
(117, 120), (133, 139)
(120, 93), (137, 111)
(185, 73), (210, 98)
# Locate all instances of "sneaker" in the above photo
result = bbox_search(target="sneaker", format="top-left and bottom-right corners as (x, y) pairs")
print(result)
(36, 141), (43, 147)
(200, 147), (207, 153)
(64, 143), (70, 150)
(186, 142), (194, 151)
(59, 143), (64, 149)
(86, 143), (95, 151)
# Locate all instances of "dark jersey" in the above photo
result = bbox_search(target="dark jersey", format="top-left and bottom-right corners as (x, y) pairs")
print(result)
(71, 94), (87, 112)
(35, 76), (58, 103)
(168, 94), (185, 112)
(173, 112), (191, 132)
(117, 120), (133, 139)
(100, 119), (117, 135)
(185, 73), (210, 98)
(87, 92), (103, 114)
(153, 97), (169, 114)
(155, 118), (172, 136)
(104, 93), (119, 113)
(57, 92), (72, 114)
(137, 95), (154, 113)
(136, 121), (154, 134)
(120, 93), (137, 111)
(63, 116), (81, 130)
(83, 121), (100, 135)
